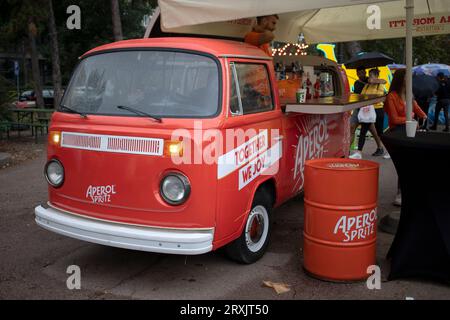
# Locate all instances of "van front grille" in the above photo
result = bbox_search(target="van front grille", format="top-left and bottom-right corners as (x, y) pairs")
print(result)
(61, 132), (164, 156)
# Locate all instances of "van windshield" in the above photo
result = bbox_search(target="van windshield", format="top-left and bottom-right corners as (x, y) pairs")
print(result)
(61, 50), (220, 118)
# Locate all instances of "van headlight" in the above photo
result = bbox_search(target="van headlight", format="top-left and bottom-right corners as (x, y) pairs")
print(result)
(45, 159), (64, 188)
(160, 173), (190, 205)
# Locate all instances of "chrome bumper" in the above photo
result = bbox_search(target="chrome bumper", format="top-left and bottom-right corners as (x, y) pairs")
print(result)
(35, 205), (214, 255)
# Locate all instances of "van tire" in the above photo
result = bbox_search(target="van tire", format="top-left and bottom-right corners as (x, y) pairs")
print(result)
(225, 188), (273, 264)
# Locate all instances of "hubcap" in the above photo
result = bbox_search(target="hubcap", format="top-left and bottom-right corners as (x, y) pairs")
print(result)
(245, 205), (269, 253)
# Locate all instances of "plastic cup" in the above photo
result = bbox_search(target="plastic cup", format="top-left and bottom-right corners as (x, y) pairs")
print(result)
(296, 88), (307, 103)
(406, 120), (417, 138)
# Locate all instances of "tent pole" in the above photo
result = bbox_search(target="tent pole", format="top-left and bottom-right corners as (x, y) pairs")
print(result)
(144, 7), (161, 38)
(405, 0), (414, 122)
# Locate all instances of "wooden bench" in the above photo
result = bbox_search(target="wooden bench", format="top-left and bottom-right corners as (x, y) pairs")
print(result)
(31, 122), (49, 143)
(0, 121), (31, 139)
(7, 108), (54, 142)
(0, 119), (49, 143)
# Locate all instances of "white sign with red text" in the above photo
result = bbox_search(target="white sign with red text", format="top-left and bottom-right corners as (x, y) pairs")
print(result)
(218, 130), (268, 179)
(238, 142), (281, 190)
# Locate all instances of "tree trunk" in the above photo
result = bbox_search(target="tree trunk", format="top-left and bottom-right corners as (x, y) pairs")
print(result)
(345, 41), (363, 57)
(21, 40), (28, 89)
(28, 20), (44, 108)
(47, 0), (62, 108)
(111, 0), (123, 41)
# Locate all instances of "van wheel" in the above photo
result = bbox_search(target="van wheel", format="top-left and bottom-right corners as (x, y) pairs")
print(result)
(225, 189), (273, 264)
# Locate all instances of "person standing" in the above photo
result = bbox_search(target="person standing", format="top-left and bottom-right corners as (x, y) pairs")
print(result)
(353, 66), (368, 94)
(429, 72), (450, 132)
(414, 90), (433, 130)
(349, 68), (386, 159)
(350, 69), (386, 159)
(385, 69), (428, 130)
(349, 67), (369, 155)
(372, 73), (388, 142)
(244, 15), (279, 57)
(384, 69), (427, 206)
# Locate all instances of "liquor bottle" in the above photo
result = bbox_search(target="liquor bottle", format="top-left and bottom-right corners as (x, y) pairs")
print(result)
(306, 72), (312, 100)
(280, 63), (286, 80)
(314, 78), (321, 99)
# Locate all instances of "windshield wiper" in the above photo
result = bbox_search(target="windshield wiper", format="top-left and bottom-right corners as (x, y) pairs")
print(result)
(117, 105), (162, 122)
(59, 104), (88, 118)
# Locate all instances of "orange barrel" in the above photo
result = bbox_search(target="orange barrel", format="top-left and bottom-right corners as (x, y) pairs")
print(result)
(303, 158), (379, 281)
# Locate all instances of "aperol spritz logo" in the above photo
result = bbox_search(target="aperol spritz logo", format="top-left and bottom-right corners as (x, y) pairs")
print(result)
(86, 184), (117, 203)
(292, 116), (330, 193)
(334, 209), (377, 242)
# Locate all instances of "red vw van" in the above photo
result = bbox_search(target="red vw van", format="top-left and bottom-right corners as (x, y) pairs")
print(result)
(35, 37), (354, 263)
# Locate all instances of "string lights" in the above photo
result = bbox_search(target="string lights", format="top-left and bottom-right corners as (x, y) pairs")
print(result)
(272, 33), (309, 57)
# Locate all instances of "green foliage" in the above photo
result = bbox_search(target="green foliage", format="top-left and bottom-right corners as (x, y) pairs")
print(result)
(52, 0), (156, 84)
(357, 38), (404, 64)
(121, 0), (158, 39)
(1, 0), (156, 85)
(0, 75), (14, 121)
(0, 0), (48, 44)
(359, 35), (450, 65)
(412, 35), (450, 65)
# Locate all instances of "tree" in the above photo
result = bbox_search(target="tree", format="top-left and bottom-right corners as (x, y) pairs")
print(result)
(111, 0), (123, 41)
(52, 0), (155, 83)
(358, 35), (450, 65)
(0, 0), (48, 107)
(411, 35), (450, 65)
(0, 75), (15, 122)
(47, 0), (63, 107)
(28, 19), (44, 108)
(359, 38), (405, 64)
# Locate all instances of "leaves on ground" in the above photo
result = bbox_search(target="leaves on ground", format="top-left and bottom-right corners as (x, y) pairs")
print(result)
(262, 280), (291, 294)
(0, 136), (45, 169)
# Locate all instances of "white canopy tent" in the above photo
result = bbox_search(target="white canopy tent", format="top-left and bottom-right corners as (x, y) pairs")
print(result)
(146, 0), (450, 130)
(154, 0), (449, 43)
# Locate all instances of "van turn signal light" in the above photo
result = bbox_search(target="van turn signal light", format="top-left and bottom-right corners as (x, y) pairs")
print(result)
(49, 131), (61, 146)
(164, 141), (183, 157)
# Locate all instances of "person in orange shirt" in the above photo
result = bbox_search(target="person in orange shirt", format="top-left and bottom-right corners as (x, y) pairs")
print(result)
(384, 68), (427, 206)
(244, 15), (279, 57)
(384, 69), (427, 130)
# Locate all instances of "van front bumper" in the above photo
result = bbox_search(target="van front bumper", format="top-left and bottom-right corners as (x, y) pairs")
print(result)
(35, 205), (214, 255)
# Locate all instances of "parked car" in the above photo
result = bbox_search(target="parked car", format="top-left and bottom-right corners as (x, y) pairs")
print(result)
(18, 90), (34, 102)
(19, 89), (55, 108)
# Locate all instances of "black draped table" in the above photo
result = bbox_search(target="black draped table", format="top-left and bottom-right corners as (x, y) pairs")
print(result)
(381, 127), (450, 283)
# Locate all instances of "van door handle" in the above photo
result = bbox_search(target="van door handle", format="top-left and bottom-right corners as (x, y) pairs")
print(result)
(274, 136), (284, 141)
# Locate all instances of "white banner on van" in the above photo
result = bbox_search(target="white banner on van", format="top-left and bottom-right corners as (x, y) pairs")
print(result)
(238, 141), (281, 190)
(217, 130), (268, 179)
